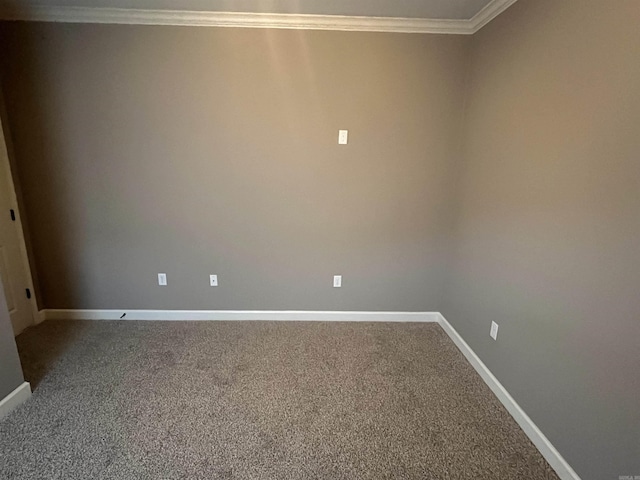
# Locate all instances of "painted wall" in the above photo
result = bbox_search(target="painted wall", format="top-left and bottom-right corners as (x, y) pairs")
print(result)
(0, 23), (469, 311)
(441, 1), (640, 478)
(0, 277), (24, 399)
(2, 2), (639, 477)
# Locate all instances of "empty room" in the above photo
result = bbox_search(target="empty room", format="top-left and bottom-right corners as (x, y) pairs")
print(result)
(0, 0), (638, 478)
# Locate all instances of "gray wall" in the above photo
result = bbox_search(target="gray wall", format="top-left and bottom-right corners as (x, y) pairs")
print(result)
(0, 277), (24, 399)
(0, 23), (469, 311)
(441, 1), (640, 479)
(2, 3), (640, 477)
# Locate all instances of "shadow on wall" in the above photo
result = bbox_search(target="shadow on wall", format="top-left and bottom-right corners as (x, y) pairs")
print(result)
(0, 46), (40, 314)
(0, 24), (83, 310)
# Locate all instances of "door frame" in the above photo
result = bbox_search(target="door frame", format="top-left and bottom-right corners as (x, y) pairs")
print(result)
(0, 118), (40, 330)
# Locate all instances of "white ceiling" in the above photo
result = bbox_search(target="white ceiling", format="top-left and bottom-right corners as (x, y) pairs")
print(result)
(0, 0), (494, 19)
(0, 0), (519, 33)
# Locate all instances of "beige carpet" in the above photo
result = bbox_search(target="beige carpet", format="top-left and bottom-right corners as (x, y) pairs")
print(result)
(1, 320), (559, 479)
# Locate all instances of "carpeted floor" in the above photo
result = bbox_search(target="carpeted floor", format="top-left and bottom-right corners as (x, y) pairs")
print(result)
(1, 321), (559, 479)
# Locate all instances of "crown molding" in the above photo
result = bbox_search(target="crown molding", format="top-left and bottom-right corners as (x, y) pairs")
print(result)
(0, 0), (518, 34)
(468, 0), (519, 33)
(0, 6), (475, 34)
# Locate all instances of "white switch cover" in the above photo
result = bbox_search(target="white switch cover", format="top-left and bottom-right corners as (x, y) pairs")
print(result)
(333, 275), (342, 288)
(158, 273), (167, 286)
(209, 274), (218, 287)
(490, 321), (499, 340)
(338, 130), (348, 145)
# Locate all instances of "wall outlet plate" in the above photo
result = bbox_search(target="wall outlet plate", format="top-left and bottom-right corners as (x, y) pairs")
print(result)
(338, 130), (348, 145)
(490, 321), (499, 340)
(158, 273), (167, 286)
(209, 274), (218, 287)
(333, 275), (342, 288)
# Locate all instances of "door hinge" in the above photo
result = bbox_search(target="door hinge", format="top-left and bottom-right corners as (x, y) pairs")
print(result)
(10, 209), (16, 221)
(26, 288), (31, 299)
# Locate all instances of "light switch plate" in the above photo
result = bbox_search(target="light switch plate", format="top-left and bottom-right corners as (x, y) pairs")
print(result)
(333, 275), (342, 288)
(209, 274), (218, 287)
(158, 273), (167, 286)
(338, 130), (348, 145)
(490, 321), (499, 340)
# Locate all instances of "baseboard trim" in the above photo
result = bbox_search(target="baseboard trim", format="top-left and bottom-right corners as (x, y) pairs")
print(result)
(0, 382), (31, 420)
(35, 309), (47, 324)
(40, 309), (440, 323)
(437, 314), (581, 480)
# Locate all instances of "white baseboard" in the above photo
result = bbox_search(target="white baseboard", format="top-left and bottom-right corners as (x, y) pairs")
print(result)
(438, 314), (580, 480)
(0, 382), (31, 420)
(40, 309), (440, 323)
(35, 308), (577, 478)
(35, 309), (47, 324)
